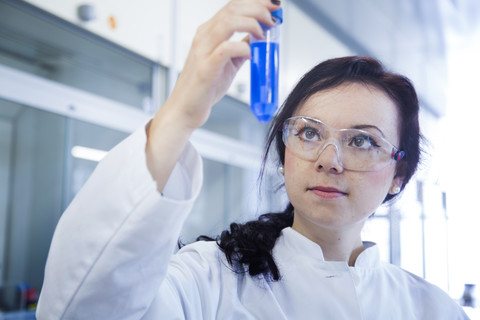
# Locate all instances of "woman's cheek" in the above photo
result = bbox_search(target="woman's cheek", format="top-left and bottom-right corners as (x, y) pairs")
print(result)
(283, 149), (302, 176)
(283, 149), (302, 194)
(360, 169), (396, 201)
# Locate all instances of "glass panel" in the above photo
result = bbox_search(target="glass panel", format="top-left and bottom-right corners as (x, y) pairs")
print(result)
(0, 100), (65, 311)
(181, 159), (257, 243)
(180, 155), (288, 243)
(64, 119), (129, 206)
(202, 96), (269, 145)
(362, 214), (391, 262)
(183, 95), (288, 242)
(400, 208), (425, 277)
(423, 186), (449, 292)
(0, 98), (128, 312)
(0, 0), (164, 110)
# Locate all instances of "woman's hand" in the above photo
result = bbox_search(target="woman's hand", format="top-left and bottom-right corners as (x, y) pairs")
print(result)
(166, 0), (280, 129)
(146, 0), (281, 191)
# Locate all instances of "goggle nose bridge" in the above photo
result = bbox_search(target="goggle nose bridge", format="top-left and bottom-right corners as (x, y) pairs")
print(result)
(314, 138), (343, 163)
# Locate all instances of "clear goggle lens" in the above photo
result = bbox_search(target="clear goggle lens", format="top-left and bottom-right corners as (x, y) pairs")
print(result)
(282, 116), (405, 172)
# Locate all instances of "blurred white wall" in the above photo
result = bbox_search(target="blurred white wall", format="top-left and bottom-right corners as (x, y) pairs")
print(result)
(442, 0), (480, 301)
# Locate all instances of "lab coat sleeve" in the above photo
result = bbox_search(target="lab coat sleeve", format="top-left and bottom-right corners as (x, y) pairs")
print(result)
(36, 123), (203, 320)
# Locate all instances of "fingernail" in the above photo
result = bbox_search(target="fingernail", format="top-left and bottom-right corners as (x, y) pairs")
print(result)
(271, 0), (281, 5)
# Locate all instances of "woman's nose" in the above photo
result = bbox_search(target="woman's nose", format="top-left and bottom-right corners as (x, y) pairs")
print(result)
(314, 142), (344, 173)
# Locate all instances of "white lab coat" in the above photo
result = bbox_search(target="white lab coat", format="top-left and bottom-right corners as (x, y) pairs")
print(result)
(36, 125), (468, 320)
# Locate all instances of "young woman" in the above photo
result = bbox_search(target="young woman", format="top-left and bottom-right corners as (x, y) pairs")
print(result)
(37, 0), (468, 319)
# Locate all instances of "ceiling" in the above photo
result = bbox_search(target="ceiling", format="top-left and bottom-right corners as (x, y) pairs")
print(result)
(292, 0), (476, 118)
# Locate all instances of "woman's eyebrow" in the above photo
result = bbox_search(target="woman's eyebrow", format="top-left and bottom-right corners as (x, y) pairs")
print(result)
(351, 124), (385, 137)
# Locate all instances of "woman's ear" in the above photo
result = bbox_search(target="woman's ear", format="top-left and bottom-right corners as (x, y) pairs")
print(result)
(389, 177), (404, 195)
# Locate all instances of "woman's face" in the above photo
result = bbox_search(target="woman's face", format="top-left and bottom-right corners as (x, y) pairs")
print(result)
(284, 82), (403, 238)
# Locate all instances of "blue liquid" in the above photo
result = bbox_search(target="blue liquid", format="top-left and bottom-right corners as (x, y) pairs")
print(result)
(250, 42), (279, 123)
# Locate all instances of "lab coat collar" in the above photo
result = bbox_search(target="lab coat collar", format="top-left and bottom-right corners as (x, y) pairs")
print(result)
(278, 227), (381, 269)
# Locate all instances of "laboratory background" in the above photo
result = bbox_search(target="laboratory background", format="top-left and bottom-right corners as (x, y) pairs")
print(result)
(0, 0), (479, 318)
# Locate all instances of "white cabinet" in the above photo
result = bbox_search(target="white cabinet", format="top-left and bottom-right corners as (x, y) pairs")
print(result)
(24, 0), (173, 64)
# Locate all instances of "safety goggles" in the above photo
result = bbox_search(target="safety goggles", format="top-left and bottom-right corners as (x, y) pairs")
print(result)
(282, 116), (405, 172)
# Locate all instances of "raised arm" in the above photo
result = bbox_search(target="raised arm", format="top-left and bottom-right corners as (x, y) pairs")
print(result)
(146, 0), (279, 191)
(36, 1), (280, 319)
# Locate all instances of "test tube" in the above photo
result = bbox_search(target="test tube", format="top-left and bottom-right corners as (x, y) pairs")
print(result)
(250, 8), (283, 123)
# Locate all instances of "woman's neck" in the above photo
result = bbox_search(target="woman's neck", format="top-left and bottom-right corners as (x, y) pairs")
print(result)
(291, 217), (366, 266)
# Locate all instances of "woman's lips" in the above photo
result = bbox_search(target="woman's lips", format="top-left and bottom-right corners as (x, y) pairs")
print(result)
(308, 186), (347, 199)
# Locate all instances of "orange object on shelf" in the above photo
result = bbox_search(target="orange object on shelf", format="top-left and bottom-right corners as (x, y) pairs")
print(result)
(109, 15), (117, 30)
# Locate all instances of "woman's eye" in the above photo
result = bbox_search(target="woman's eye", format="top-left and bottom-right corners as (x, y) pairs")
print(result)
(299, 128), (319, 141)
(350, 135), (377, 149)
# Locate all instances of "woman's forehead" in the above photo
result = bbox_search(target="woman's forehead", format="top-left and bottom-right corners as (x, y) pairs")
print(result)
(293, 83), (400, 141)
